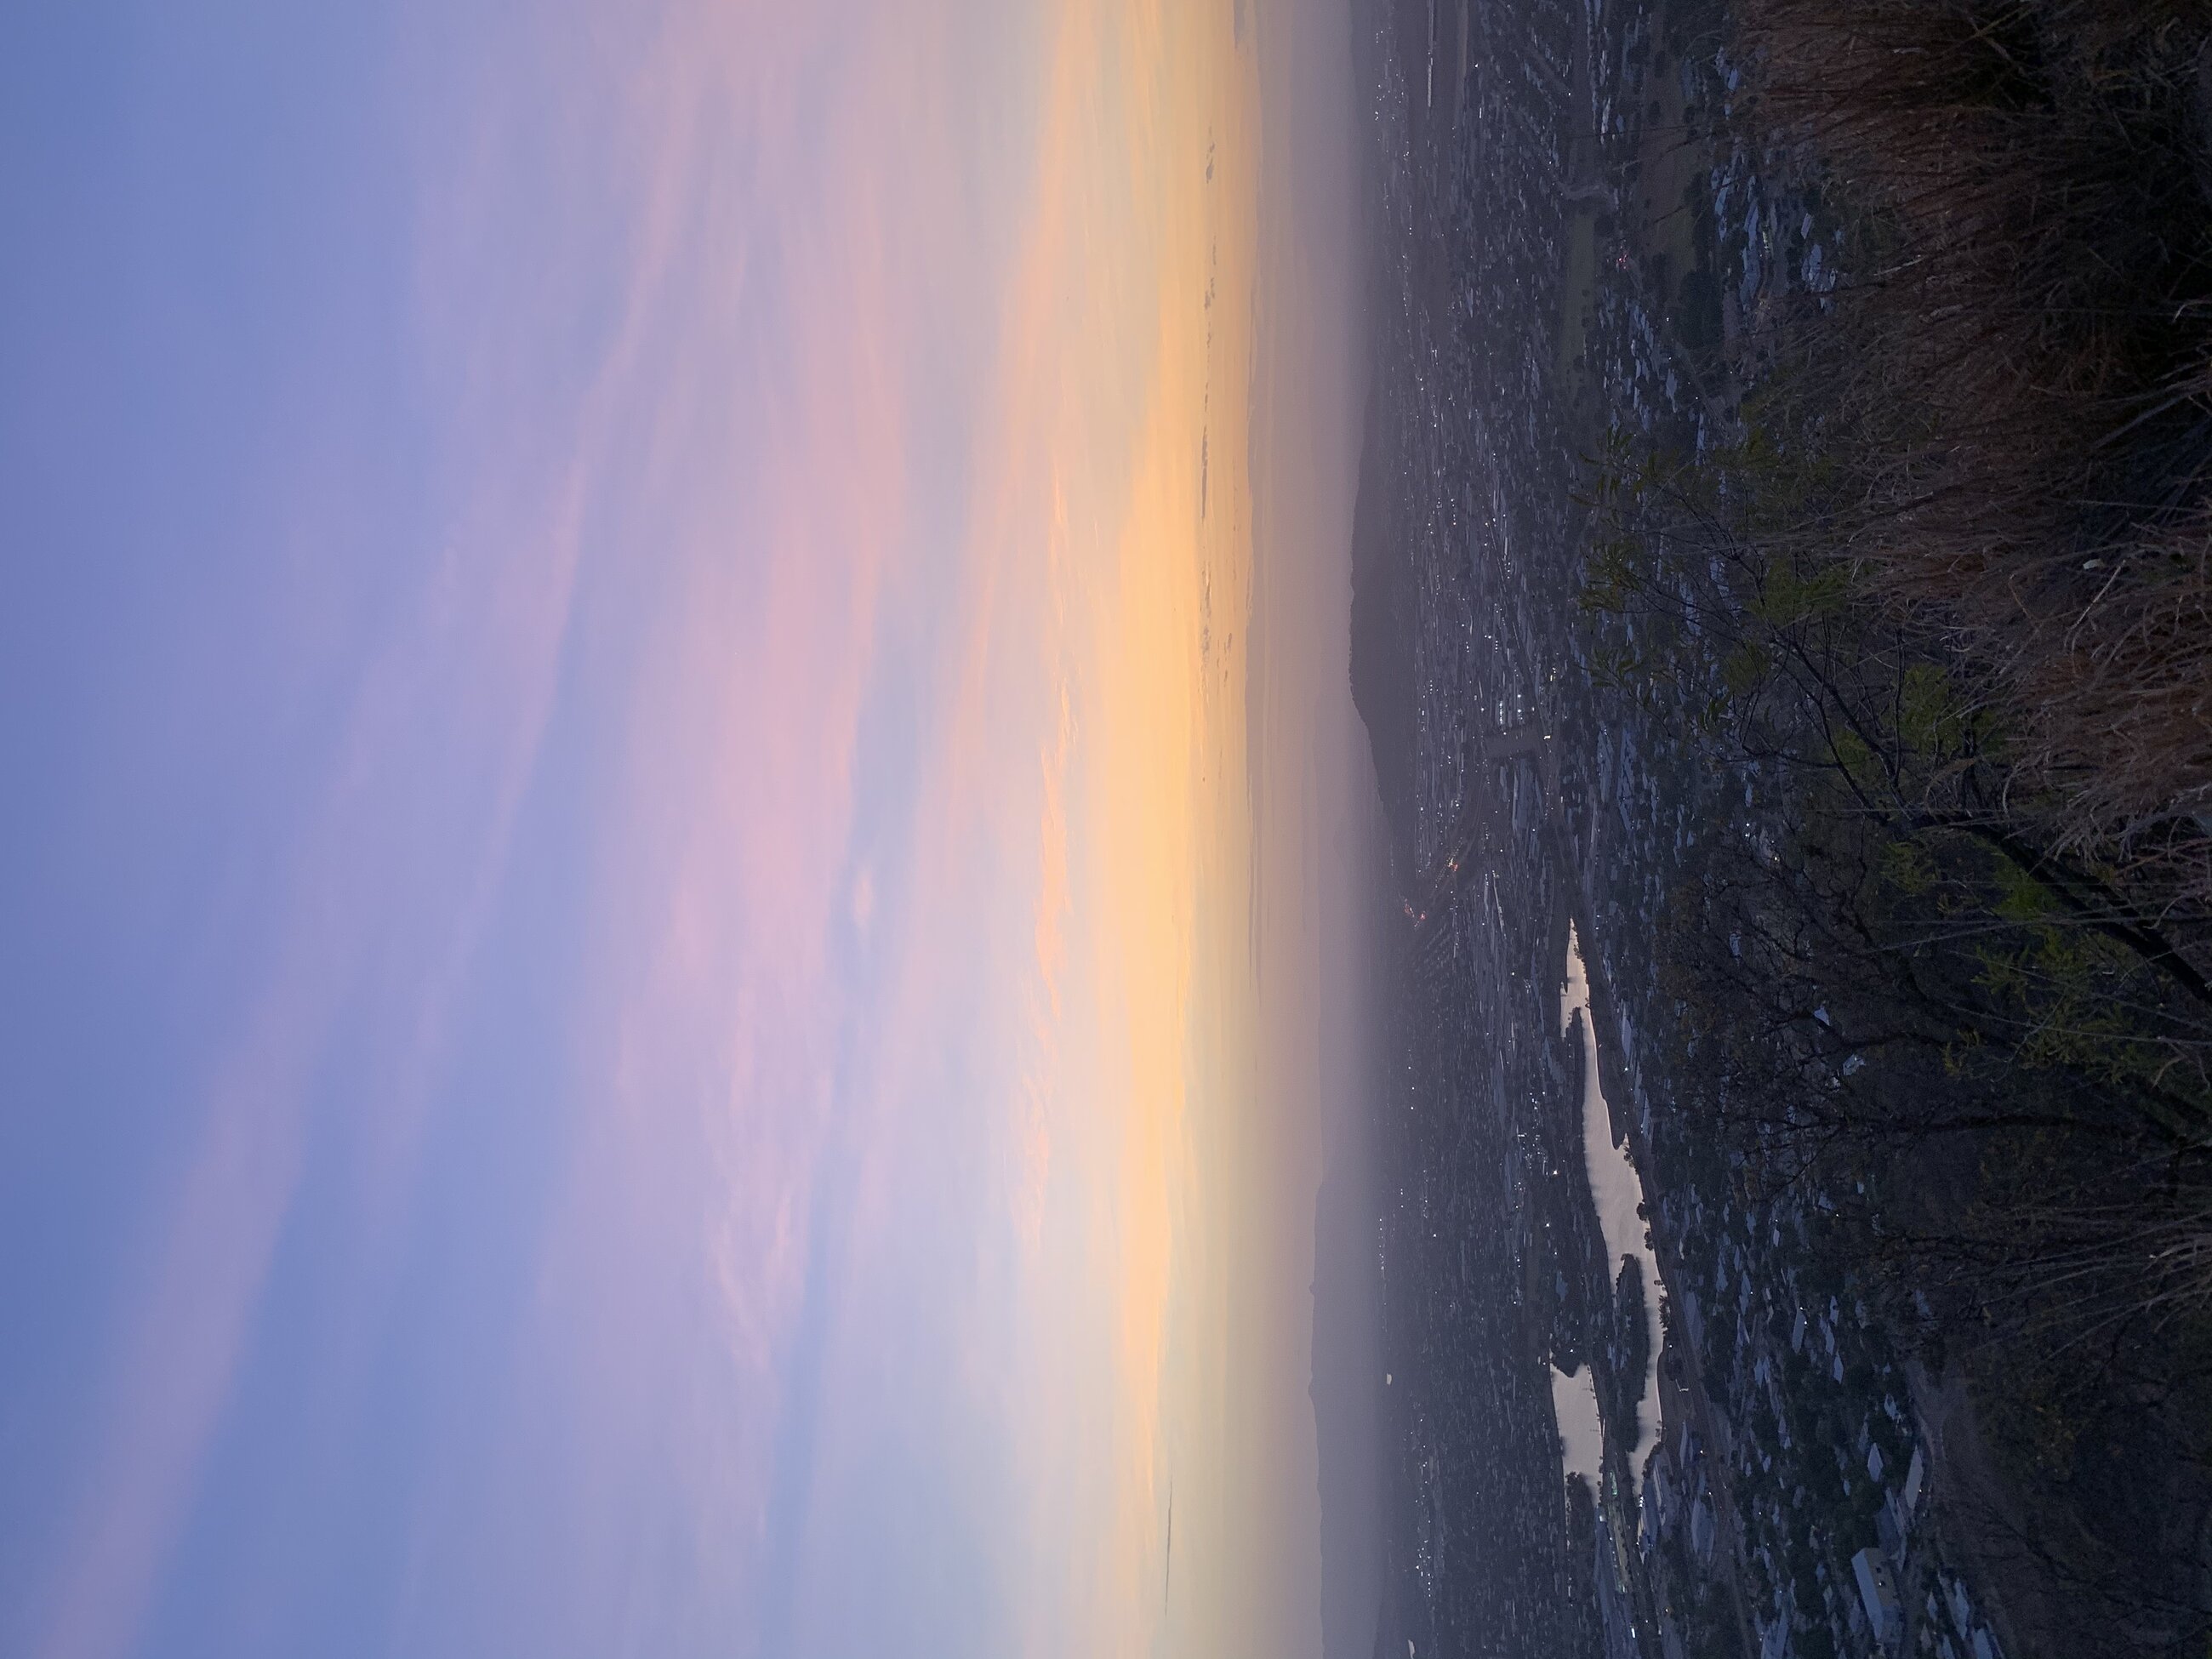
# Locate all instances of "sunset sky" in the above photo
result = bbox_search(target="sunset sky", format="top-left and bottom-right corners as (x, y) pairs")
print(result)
(0, 2), (1366, 1656)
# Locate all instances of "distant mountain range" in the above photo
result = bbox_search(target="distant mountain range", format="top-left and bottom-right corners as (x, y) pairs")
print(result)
(1347, 374), (1417, 880)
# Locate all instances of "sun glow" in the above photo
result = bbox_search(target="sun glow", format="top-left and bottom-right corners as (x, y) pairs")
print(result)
(985, 3), (1265, 1652)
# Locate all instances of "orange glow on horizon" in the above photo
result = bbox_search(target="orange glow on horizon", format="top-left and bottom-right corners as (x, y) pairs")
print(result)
(969, 1), (1263, 1653)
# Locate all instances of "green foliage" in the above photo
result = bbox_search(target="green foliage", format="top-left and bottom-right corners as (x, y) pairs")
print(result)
(1896, 663), (1968, 757)
(1878, 835), (1936, 898)
(1747, 553), (1848, 631)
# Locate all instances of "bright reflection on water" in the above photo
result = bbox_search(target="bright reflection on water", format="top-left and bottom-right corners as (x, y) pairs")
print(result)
(1563, 921), (1665, 1491)
(1550, 1359), (1605, 1487)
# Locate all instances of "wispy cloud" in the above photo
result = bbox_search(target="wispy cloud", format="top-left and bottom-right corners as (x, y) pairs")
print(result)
(17, 0), (1305, 1654)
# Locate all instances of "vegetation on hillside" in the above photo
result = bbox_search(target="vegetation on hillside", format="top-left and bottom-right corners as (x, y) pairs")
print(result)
(1579, 2), (2212, 1649)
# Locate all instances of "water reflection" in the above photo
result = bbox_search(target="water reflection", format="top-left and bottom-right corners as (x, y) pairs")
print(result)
(1563, 921), (1664, 1488)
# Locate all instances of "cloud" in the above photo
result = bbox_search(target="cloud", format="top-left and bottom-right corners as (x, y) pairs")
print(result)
(36, 374), (591, 1659)
(19, 0), (1337, 1655)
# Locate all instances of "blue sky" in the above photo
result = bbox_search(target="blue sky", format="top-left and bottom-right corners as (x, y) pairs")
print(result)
(0, 3), (1367, 1656)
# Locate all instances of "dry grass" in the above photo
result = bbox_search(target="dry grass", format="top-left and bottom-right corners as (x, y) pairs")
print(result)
(1736, 0), (2212, 891)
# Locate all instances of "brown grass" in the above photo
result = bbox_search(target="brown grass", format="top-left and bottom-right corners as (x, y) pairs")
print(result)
(1736, 0), (2212, 887)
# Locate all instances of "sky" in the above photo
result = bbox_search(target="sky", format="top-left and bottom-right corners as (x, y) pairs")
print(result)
(0, 3), (1367, 1657)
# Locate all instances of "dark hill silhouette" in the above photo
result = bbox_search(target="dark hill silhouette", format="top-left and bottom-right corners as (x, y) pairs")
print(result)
(1346, 373), (1416, 882)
